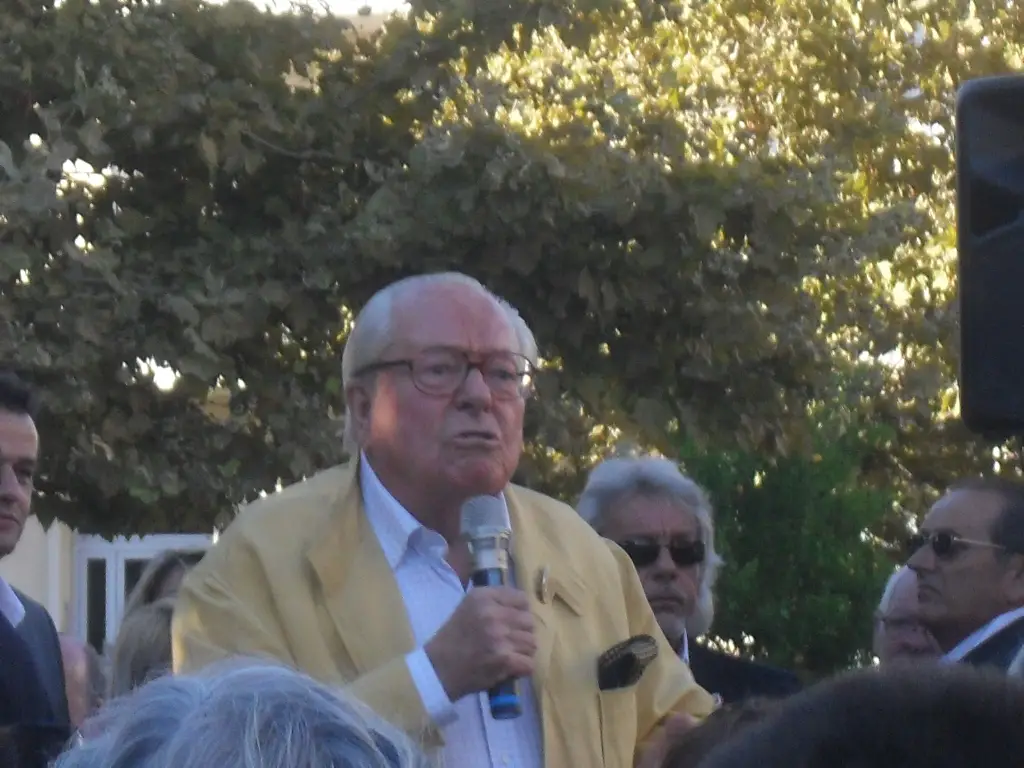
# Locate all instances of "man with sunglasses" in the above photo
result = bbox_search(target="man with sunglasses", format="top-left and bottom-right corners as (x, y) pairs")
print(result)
(907, 477), (1024, 671)
(578, 456), (801, 703)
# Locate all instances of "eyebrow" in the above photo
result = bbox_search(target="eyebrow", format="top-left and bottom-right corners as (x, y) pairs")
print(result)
(0, 454), (36, 469)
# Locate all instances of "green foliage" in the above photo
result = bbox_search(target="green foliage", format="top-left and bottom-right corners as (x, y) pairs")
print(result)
(678, 420), (896, 677)
(1, 0), (1021, 537)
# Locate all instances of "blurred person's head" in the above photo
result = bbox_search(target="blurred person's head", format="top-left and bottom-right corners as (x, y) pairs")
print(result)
(908, 477), (1024, 651)
(660, 698), (778, 768)
(696, 663), (1024, 768)
(58, 635), (106, 729)
(0, 373), (39, 558)
(872, 566), (940, 665)
(577, 456), (723, 645)
(56, 660), (430, 768)
(122, 550), (203, 619)
(341, 273), (537, 538)
(108, 598), (174, 699)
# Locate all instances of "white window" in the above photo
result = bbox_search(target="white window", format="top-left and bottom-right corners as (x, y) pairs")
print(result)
(73, 533), (213, 653)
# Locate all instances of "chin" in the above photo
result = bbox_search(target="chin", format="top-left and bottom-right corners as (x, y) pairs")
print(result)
(449, 462), (512, 496)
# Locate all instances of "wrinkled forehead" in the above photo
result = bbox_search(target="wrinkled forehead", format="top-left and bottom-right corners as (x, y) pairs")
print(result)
(390, 284), (518, 353)
(606, 492), (702, 538)
(922, 488), (1004, 536)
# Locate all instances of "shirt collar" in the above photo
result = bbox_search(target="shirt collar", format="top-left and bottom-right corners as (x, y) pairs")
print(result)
(0, 577), (26, 627)
(359, 453), (514, 569)
(359, 454), (426, 569)
(944, 604), (1024, 662)
(679, 632), (690, 664)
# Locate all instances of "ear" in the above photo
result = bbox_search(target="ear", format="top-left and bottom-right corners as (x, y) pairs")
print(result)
(1001, 553), (1024, 605)
(344, 380), (375, 445)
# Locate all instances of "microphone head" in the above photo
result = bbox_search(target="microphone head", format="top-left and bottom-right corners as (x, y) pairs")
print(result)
(460, 495), (509, 539)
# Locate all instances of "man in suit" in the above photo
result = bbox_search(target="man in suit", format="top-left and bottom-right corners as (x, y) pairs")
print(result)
(577, 456), (802, 704)
(173, 272), (714, 768)
(908, 477), (1024, 671)
(0, 372), (69, 727)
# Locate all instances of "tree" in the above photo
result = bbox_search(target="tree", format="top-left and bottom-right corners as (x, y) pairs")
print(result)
(2, 0), (1021, 536)
(677, 417), (897, 677)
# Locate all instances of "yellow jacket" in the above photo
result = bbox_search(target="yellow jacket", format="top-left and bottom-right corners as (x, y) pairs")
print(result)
(172, 461), (714, 767)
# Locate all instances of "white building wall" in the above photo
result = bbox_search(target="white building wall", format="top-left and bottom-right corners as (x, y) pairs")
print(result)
(0, 516), (75, 630)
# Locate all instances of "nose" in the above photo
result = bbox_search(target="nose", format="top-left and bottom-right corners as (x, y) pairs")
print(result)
(650, 546), (678, 579)
(907, 540), (934, 572)
(454, 366), (493, 411)
(0, 465), (21, 501)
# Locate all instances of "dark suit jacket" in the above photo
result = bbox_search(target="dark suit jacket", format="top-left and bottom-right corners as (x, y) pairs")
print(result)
(961, 614), (1024, 673)
(0, 611), (55, 726)
(688, 641), (803, 704)
(12, 591), (69, 727)
(0, 608), (70, 767)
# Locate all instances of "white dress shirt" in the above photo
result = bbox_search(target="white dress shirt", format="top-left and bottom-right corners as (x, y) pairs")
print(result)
(943, 604), (1024, 662)
(360, 455), (544, 768)
(0, 575), (25, 627)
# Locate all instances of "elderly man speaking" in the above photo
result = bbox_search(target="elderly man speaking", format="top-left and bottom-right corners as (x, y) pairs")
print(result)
(172, 273), (713, 768)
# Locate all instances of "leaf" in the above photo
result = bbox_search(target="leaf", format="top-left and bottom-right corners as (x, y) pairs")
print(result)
(165, 296), (201, 326)
(198, 134), (219, 172)
(0, 141), (19, 180)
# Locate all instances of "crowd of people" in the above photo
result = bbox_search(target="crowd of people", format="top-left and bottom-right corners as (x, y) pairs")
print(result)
(2, 271), (1024, 767)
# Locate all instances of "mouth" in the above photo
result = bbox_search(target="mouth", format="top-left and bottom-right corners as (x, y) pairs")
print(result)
(649, 597), (686, 613)
(0, 513), (21, 528)
(454, 430), (500, 442)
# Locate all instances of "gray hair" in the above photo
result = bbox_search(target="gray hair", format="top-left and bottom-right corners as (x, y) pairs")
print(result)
(576, 456), (724, 637)
(340, 272), (539, 453)
(876, 566), (912, 618)
(57, 659), (431, 768)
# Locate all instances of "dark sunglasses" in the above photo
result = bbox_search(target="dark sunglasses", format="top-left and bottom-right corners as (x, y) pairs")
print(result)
(619, 537), (706, 569)
(905, 530), (1004, 560)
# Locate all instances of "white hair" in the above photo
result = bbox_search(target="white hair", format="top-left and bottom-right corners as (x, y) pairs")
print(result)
(56, 659), (430, 768)
(877, 566), (913, 618)
(576, 456), (724, 637)
(340, 272), (538, 454)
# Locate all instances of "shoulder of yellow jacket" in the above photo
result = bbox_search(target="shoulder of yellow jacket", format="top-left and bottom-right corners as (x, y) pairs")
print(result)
(509, 483), (618, 564)
(215, 462), (355, 545)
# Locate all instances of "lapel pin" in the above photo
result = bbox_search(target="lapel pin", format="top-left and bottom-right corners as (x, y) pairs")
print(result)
(535, 566), (551, 604)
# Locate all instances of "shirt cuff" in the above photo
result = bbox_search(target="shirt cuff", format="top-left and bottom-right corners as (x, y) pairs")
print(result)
(406, 649), (458, 727)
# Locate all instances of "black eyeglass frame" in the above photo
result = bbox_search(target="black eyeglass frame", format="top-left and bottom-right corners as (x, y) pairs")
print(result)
(904, 530), (1006, 560)
(353, 347), (535, 400)
(617, 537), (707, 569)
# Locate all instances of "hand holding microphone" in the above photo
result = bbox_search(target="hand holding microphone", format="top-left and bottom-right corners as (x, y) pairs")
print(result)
(424, 495), (534, 716)
(425, 586), (536, 705)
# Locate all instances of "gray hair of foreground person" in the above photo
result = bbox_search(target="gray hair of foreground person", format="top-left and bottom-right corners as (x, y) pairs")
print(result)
(339, 272), (539, 454)
(55, 660), (432, 768)
(576, 456), (724, 636)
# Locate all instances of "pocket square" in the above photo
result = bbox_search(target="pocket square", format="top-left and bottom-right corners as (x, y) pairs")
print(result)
(598, 634), (659, 691)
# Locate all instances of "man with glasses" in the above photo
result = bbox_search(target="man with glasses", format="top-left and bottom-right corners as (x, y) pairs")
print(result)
(577, 456), (801, 703)
(872, 566), (940, 665)
(173, 273), (714, 768)
(907, 477), (1024, 670)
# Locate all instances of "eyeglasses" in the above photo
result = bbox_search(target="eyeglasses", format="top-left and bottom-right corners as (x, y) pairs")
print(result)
(905, 530), (1006, 560)
(354, 348), (534, 399)
(618, 537), (706, 569)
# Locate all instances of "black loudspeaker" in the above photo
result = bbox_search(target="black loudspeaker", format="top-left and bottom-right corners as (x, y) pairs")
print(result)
(956, 75), (1024, 436)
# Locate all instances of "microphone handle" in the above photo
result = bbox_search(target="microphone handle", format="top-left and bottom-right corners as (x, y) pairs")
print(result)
(471, 565), (523, 720)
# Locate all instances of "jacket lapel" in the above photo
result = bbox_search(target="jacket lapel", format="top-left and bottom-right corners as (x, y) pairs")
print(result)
(305, 462), (416, 675)
(506, 488), (586, 701)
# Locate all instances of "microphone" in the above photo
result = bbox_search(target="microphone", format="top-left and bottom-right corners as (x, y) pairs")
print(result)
(460, 494), (522, 720)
